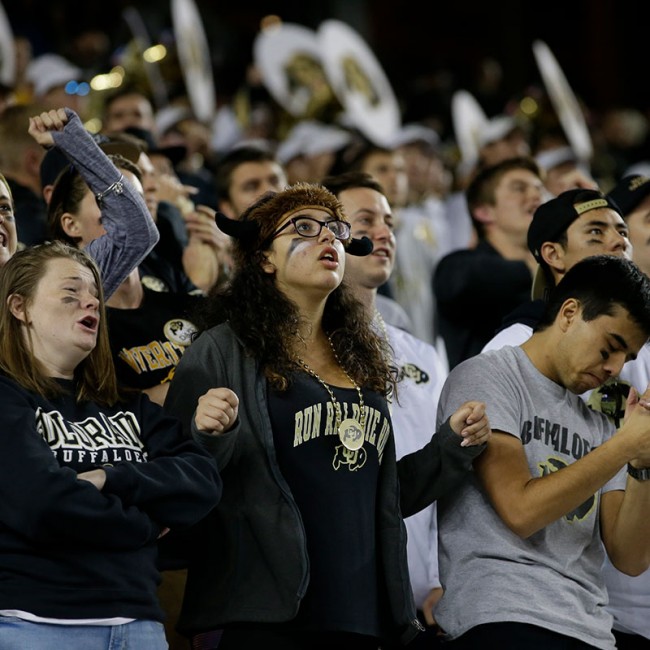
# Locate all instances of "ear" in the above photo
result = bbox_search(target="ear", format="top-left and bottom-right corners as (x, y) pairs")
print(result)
(472, 204), (494, 226)
(42, 184), (54, 204)
(25, 146), (45, 177)
(558, 298), (580, 332)
(7, 294), (27, 323)
(261, 252), (276, 275)
(60, 213), (80, 239)
(540, 241), (567, 274)
(218, 200), (237, 220)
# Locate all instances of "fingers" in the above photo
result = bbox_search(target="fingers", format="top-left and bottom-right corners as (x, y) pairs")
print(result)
(27, 109), (69, 147)
(185, 211), (229, 248)
(626, 386), (650, 413)
(421, 587), (443, 626)
(457, 401), (490, 447)
(194, 388), (239, 434)
(33, 108), (69, 131)
(460, 419), (491, 447)
(462, 400), (486, 425)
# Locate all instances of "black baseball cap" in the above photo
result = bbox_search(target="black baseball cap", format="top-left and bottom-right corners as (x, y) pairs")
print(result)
(527, 188), (623, 300)
(607, 175), (650, 217)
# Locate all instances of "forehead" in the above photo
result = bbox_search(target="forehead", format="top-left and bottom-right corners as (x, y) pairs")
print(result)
(122, 169), (144, 195)
(338, 186), (389, 214)
(568, 208), (626, 231)
(0, 179), (11, 200)
(362, 150), (404, 170)
(497, 168), (540, 188)
(232, 161), (284, 186)
(583, 306), (649, 353)
(40, 257), (96, 285)
(107, 94), (151, 114)
(278, 206), (336, 223)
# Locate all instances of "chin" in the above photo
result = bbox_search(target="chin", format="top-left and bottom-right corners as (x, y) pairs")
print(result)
(78, 339), (98, 354)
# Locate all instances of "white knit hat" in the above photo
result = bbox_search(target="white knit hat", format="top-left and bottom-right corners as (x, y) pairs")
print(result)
(26, 54), (82, 97)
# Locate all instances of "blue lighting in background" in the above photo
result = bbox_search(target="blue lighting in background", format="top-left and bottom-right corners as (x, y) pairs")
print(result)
(65, 81), (90, 96)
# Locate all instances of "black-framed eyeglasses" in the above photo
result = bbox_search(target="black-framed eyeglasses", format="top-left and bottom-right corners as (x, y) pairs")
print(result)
(271, 216), (351, 242)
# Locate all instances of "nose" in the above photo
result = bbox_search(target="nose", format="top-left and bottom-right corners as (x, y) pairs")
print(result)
(373, 221), (394, 244)
(609, 230), (629, 252)
(318, 222), (337, 244)
(604, 353), (626, 379)
(262, 180), (282, 195)
(84, 292), (100, 310)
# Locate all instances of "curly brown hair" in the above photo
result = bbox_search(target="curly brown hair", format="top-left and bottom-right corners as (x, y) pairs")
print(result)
(196, 183), (396, 395)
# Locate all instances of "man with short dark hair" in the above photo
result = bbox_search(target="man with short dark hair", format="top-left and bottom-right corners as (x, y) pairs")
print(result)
(436, 254), (650, 649)
(433, 157), (544, 368)
(214, 145), (287, 219)
(482, 187), (631, 352)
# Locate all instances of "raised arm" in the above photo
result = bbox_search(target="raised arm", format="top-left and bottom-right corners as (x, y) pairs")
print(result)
(28, 108), (159, 297)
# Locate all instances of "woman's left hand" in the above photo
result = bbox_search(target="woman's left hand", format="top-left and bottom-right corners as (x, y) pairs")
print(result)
(450, 400), (491, 447)
(27, 108), (69, 148)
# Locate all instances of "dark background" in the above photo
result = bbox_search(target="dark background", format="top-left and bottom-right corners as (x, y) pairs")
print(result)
(5, 0), (645, 138)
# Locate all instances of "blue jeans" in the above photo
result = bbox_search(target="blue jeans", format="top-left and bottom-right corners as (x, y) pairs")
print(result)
(0, 616), (169, 649)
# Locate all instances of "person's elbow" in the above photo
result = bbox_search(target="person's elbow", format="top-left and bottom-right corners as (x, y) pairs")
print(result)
(495, 504), (545, 540)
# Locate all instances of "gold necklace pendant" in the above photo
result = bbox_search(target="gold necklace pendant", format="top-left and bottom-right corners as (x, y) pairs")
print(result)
(338, 417), (365, 450)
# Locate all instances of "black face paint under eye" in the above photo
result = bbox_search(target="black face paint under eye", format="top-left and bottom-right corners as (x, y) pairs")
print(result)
(287, 238), (302, 256)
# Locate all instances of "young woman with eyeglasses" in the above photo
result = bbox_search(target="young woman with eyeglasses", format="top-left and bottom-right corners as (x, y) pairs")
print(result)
(163, 183), (491, 650)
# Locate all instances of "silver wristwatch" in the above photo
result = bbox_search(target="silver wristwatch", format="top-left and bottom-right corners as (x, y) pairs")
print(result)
(627, 463), (650, 481)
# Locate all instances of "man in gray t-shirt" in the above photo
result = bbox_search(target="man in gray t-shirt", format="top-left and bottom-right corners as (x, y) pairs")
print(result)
(435, 255), (650, 650)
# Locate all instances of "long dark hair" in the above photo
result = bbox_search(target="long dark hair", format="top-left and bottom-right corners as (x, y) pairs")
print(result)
(196, 183), (396, 395)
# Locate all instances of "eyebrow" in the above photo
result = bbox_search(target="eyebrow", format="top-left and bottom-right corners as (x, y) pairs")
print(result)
(582, 218), (627, 229)
(608, 332), (634, 357)
(60, 274), (98, 289)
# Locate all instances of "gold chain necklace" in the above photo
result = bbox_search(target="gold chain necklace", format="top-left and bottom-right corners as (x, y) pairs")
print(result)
(298, 336), (366, 451)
